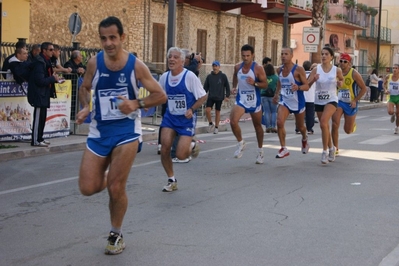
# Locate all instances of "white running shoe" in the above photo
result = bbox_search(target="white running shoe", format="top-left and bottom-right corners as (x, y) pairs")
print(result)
(163, 179), (178, 192)
(301, 138), (309, 154)
(157, 144), (161, 155)
(214, 128), (219, 134)
(172, 157), (191, 163)
(208, 124), (215, 133)
(321, 151), (328, 164)
(105, 232), (126, 255)
(234, 141), (246, 158)
(255, 152), (264, 164)
(328, 147), (336, 162)
(276, 147), (290, 158)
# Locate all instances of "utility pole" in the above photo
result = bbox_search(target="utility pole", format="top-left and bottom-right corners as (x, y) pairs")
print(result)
(283, 0), (289, 47)
(376, 0), (382, 71)
(167, 0), (176, 51)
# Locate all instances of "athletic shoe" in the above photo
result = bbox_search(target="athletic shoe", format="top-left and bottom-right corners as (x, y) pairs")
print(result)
(191, 139), (200, 158)
(295, 130), (301, 134)
(276, 147), (290, 158)
(321, 151), (328, 164)
(157, 144), (161, 155)
(208, 124), (215, 133)
(328, 147), (336, 162)
(301, 138), (309, 154)
(163, 178), (178, 192)
(265, 128), (271, 133)
(395, 127), (398, 135)
(307, 130), (314, 135)
(271, 128), (278, 133)
(172, 157), (191, 163)
(105, 231), (126, 255)
(43, 140), (50, 145)
(352, 122), (357, 133)
(335, 148), (339, 156)
(214, 128), (219, 134)
(255, 152), (264, 164)
(33, 141), (48, 147)
(391, 114), (396, 123)
(234, 141), (246, 158)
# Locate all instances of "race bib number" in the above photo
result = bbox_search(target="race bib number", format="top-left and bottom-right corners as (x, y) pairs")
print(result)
(317, 90), (330, 101)
(99, 87), (129, 120)
(390, 83), (399, 95)
(239, 90), (256, 107)
(338, 89), (351, 103)
(168, 94), (187, 115)
(282, 85), (294, 98)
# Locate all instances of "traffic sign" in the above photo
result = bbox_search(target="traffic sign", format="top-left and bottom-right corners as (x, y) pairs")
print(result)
(304, 45), (318, 53)
(302, 27), (320, 45)
(68, 13), (82, 35)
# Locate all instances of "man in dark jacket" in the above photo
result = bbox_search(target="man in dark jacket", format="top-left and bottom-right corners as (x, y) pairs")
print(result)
(1, 41), (26, 79)
(28, 42), (61, 147)
(204, 60), (230, 134)
(63, 50), (86, 75)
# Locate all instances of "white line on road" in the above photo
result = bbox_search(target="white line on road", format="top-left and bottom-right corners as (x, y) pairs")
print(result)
(0, 143), (243, 197)
(379, 243), (399, 266)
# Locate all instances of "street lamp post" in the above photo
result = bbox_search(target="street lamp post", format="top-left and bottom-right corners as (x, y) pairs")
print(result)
(376, 0), (383, 71)
(283, 0), (289, 47)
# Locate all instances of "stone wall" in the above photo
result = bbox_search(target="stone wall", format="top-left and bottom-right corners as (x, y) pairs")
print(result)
(29, 0), (283, 67)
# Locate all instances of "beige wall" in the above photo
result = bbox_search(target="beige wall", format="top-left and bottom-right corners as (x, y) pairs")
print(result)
(2, 0), (284, 69)
(2, 0), (30, 42)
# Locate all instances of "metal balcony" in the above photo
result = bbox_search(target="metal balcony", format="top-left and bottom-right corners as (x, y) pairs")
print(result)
(357, 24), (392, 43)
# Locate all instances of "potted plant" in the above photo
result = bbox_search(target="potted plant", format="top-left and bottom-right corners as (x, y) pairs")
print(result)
(344, 0), (355, 8)
(368, 7), (378, 17)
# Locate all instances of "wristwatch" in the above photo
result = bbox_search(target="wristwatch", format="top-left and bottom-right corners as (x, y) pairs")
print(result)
(254, 82), (259, 87)
(138, 99), (145, 109)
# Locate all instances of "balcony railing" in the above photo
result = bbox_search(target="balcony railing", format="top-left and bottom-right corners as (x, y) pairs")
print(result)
(275, 0), (311, 10)
(358, 24), (392, 43)
(327, 3), (369, 29)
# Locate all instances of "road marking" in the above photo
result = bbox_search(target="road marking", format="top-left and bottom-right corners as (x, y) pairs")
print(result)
(379, 242), (399, 266)
(0, 143), (244, 197)
(359, 135), (399, 145)
(263, 144), (399, 161)
(308, 134), (358, 143)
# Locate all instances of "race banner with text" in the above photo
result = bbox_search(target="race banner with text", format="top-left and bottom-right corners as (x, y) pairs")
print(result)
(0, 80), (72, 141)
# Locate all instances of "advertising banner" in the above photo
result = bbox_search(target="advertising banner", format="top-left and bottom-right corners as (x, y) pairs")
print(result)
(0, 80), (72, 141)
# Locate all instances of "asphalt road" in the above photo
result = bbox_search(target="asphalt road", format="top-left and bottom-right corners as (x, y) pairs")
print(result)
(1, 106), (399, 266)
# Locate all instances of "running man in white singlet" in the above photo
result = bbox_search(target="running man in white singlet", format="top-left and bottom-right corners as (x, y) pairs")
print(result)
(273, 47), (310, 159)
(230, 44), (268, 164)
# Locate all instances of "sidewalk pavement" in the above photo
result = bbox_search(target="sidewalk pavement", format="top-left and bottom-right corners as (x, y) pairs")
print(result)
(0, 100), (386, 162)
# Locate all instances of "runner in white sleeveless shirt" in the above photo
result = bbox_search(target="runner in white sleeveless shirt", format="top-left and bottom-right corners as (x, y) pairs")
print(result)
(273, 47), (310, 159)
(230, 44), (268, 164)
(308, 46), (344, 164)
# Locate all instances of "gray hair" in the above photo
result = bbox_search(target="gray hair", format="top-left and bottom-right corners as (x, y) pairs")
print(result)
(167, 47), (185, 62)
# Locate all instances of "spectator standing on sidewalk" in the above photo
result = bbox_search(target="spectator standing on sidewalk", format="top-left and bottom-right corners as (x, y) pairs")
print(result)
(159, 47), (207, 192)
(261, 63), (278, 133)
(204, 60), (230, 134)
(377, 75), (384, 102)
(75, 16), (166, 255)
(230, 44), (268, 164)
(64, 50), (86, 76)
(369, 69), (379, 103)
(28, 42), (61, 147)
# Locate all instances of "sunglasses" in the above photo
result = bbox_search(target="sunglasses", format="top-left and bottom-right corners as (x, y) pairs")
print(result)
(340, 60), (348, 63)
(46, 48), (54, 51)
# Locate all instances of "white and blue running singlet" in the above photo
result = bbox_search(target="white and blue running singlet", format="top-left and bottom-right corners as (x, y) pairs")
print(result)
(89, 51), (141, 138)
(162, 69), (197, 130)
(236, 62), (261, 113)
(279, 64), (305, 111)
